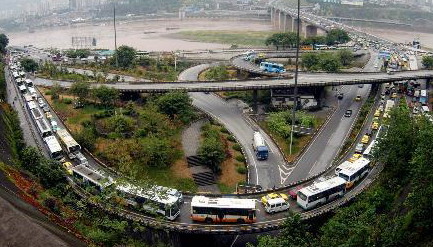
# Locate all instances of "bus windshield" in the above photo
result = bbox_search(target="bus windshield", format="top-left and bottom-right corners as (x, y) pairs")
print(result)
(298, 191), (307, 201)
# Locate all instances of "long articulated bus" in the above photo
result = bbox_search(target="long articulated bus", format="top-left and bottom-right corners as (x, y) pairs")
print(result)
(336, 158), (371, 189)
(116, 183), (181, 221)
(297, 177), (347, 210)
(35, 118), (53, 138)
(191, 196), (257, 224)
(43, 136), (64, 160)
(56, 128), (81, 159)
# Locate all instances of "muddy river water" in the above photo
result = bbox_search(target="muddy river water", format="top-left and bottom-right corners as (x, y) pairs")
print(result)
(6, 18), (433, 51)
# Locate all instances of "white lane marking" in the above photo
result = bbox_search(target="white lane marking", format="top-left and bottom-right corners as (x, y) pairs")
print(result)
(308, 160), (318, 175)
(230, 235), (240, 247)
(279, 167), (294, 184)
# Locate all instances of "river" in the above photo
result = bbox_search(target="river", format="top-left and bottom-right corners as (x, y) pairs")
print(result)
(6, 19), (272, 51)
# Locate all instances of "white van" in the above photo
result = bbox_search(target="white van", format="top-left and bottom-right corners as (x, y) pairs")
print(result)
(264, 198), (290, 214)
(421, 106), (430, 114)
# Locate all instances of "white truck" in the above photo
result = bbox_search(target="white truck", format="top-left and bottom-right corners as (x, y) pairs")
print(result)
(253, 132), (269, 160)
(56, 128), (81, 159)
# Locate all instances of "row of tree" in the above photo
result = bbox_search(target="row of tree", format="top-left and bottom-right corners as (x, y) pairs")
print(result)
(250, 102), (433, 247)
(265, 29), (350, 50)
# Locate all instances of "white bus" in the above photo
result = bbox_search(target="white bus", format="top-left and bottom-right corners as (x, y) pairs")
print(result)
(191, 196), (257, 224)
(363, 140), (377, 159)
(116, 183), (181, 221)
(297, 177), (347, 210)
(72, 165), (113, 191)
(335, 161), (353, 176)
(337, 158), (371, 189)
(36, 118), (52, 138)
(30, 108), (43, 121)
(27, 100), (37, 110)
(56, 128), (81, 159)
(383, 100), (395, 118)
(43, 136), (64, 160)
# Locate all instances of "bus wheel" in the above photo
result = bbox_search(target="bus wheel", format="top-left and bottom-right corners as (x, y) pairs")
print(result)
(237, 219), (245, 224)
(205, 218), (213, 224)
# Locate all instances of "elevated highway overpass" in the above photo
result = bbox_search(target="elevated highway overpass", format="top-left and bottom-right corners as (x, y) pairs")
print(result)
(34, 70), (433, 93)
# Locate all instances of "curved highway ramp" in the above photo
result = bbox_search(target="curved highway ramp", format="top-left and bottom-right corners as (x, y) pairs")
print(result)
(179, 64), (290, 189)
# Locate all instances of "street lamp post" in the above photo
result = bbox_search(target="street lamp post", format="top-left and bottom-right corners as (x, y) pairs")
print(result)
(289, 0), (301, 155)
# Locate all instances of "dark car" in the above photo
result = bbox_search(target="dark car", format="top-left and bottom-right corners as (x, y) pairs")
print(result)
(42, 105), (50, 113)
(288, 186), (303, 200)
(345, 109), (353, 117)
(337, 93), (344, 100)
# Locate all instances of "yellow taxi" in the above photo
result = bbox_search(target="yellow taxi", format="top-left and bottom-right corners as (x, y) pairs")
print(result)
(355, 95), (362, 101)
(361, 134), (370, 144)
(348, 153), (362, 163)
(45, 112), (53, 119)
(261, 193), (289, 205)
(391, 92), (398, 98)
(62, 162), (73, 175)
(372, 122), (379, 130)
(374, 110), (381, 117)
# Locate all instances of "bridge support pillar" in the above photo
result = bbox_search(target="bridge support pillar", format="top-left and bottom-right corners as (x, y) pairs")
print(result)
(284, 14), (293, 32)
(274, 10), (280, 28)
(252, 89), (258, 114)
(305, 25), (318, 37)
(278, 11), (282, 30)
(270, 7), (274, 26)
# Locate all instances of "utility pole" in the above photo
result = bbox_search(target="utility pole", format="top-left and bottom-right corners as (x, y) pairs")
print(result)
(289, 0), (301, 155)
(114, 2), (119, 68)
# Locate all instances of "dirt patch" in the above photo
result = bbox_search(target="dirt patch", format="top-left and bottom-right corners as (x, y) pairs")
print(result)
(170, 159), (193, 179)
(218, 136), (246, 191)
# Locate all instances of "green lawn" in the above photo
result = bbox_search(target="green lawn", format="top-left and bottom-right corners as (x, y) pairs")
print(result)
(172, 30), (277, 47)
(145, 166), (197, 193)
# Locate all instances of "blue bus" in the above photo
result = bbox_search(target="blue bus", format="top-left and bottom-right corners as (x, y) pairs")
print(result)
(260, 62), (286, 73)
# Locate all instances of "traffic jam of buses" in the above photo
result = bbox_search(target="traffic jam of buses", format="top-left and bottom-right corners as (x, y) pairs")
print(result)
(8, 50), (397, 225)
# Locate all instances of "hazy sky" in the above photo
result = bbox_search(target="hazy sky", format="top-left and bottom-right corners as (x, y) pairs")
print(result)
(0, 0), (35, 11)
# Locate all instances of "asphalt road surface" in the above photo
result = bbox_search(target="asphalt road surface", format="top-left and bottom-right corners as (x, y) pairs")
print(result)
(286, 51), (380, 183)
(179, 64), (289, 189)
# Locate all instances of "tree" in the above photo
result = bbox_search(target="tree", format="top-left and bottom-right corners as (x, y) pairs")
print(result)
(251, 213), (313, 247)
(204, 65), (229, 81)
(265, 32), (298, 50)
(70, 81), (90, 102)
(20, 147), (42, 171)
(319, 53), (341, 72)
(20, 58), (39, 72)
(0, 33), (9, 54)
(114, 45), (136, 68)
(337, 49), (354, 66)
(421, 56), (433, 69)
(198, 134), (225, 173)
(326, 29), (350, 45)
(301, 53), (319, 71)
(93, 85), (119, 107)
(302, 35), (326, 46)
(50, 82), (61, 100)
(156, 92), (194, 123)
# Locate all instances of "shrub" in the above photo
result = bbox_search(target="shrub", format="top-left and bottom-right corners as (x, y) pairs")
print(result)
(227, 135), (236, 142)
(232, 143), (242, 152)
(235, 155), (246, 163)
(62, 98), (72, 104)
(220, 127), (230, 134)
(236, 166), (247, 174)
